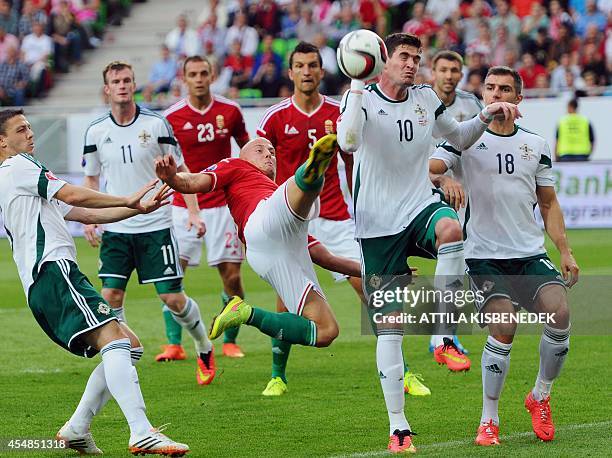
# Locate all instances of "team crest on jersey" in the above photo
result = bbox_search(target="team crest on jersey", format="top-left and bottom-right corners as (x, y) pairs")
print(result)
(369, 274), (382, 289)
(324, 119), (334, 134)
(138, 130), (151, 146)
(414, 104), (428, 126)
(215, 115), (228, 136)
(482, 280), (495, 293)
(519, 144), (535, 161)
(45, 171), (59, 181)
(97, 302), (111, 315)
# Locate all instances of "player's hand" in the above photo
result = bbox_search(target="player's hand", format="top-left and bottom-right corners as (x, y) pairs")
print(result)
(84, 224), (101, 247)
(482, 102), (522, 122)
(125, 179), (159, 211)
(438, 175), (465, 211)
(187, 212), (206, 238)
(560, 250), (579, 288)
(155, 154), (178, 184)
(139, 184), (174, 214)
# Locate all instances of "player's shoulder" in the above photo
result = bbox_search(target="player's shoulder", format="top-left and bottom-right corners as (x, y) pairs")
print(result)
(85, 112), (111, 134)
(163, 98), (188, 118)
(455, 89), (483, 106)
(322, 95), (341, 108)
(139, 106), (165, 122)
(259, 97), (292, 126)
(213, 94), (244, 112)
(516, 124), (546, 144)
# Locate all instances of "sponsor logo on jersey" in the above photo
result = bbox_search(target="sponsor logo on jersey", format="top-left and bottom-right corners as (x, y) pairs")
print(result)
(97, 302), (111, 315)
(476, 142), (488, 150)
(163, 266), (175, 275)
(519, 144), (535, 160)
(103, 136), (113, 144)
(138, 130), (151, 146)
(284, 124), (299, 135)
(485, 363), (502, 374)
(45, 171), (59, 181)
(414, 104), (428, 126)
(182, 122), (194, 130)
(377, 109), (388, 116)
(324, 119), (334, 134)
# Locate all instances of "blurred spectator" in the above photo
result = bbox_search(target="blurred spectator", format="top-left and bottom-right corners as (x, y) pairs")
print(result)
(71, 0), (101, 47)
(199, 12), (227, 59)
(466, 20), (493, 63)
(313, 32), (340, 94)
(534, 73), (550, 91)
(312, 0), (337, 26)
(197, 0), (228, 30)
(255, 0), (280, 36)
(550, 22), (581, 62)
(224, 39), (253, 88)
(503, 49), (520, 68)
(403, 2), (438, 38)
(0, 25), (18, 62)
(48, 0), (83, 72)
(21, 21), (52, 95)
(296, 6), (323, 43)
(463, 69), (483, 98)
(329, 4), (360, 43)
(252, 34), (283, 80)
(460, 0), (493, 18)
(522, 26), (553, 66)
(491, 24), (520, 66)
(512, 0), (540, 18)
(521, 3), (550, 41)
(581, 42), (609, 84)
(252, 61), (283, 97)
(426, 0), (460, 26)
(575, 0), (607, 37)
(489, 0), (521, 38)
(465, 50), (489, 81)
(0, 0), (17, 36)
(559, 68), (586, 97)
(0, 46), (29, 105)
(106, 0), (127, 27)
(147, 44), (178, 93)
(570, 0), (588, 16)
(551, 52), (584, 90)
(549, 0), (573, 41)
(358, 0), (387, 36)
(18, 0), (47, 39)
(387, 0), (411, 32)
(461, 0), (491, 45)
(165, 14), (201, 58)
(518, 52), (548, 88)
(225, 11), (259, 56)
(280, 0), (300, 39)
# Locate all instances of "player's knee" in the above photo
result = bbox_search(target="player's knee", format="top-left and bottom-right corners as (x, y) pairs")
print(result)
(436, 219), (462, 244)
(103, 288), (125, 307)
(159, 293), (185, 312)
(316, 321), (339, 347)
(536, 285), (570, 328)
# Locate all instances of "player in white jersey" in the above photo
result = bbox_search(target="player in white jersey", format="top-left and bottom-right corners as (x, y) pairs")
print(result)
(430, 67), (579, 447)
(427, 50), (484, 354)
(82, 61), (217, 387)
(337, 33), (520, 453)
(0, 109), (189, 456)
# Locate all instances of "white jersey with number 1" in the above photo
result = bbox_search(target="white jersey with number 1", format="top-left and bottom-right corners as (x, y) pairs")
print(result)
(82, 105), (184, 234)
(339, 83), (459, 239)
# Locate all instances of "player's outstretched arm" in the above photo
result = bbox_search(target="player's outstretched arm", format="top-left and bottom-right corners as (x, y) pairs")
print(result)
(536, 185), (579, 287)
(309, 242), (361, 278)
(155, 154), (213, 194)
(55, 179), (160, 210)
(337, 80), (366, 153)
(441, 102), (522, 151)
(65, 184), (174, 224)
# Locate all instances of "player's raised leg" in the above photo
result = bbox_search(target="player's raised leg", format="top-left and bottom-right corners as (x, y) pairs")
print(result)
(525, 284), (571, 442)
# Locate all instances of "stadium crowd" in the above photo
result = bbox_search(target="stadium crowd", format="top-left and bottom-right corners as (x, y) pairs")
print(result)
(0, 0), (138, 106)
(138, 0), (612, 107)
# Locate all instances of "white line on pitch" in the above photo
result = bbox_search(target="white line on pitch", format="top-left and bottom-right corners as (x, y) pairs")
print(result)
(332, 420), (612, 457)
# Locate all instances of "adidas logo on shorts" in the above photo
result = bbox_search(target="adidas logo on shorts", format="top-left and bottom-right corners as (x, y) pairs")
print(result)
(163, 267), (175, 275)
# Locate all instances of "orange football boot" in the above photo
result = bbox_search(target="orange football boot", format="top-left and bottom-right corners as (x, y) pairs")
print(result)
(475, 420), (501, 446)
(222, 342), (245, 358)
(388, 429), (416, 454)
(434, 337), (471, 371)
(196, 348), (216, 385)
(155, 344), (187, 362)
(525, 391), (555, 441)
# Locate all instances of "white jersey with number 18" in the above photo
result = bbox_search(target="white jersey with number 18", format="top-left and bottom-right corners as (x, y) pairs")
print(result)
(82, 105), (184, 234)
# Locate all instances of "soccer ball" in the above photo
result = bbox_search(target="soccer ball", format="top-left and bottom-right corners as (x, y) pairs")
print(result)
(336, 29), (388, 81)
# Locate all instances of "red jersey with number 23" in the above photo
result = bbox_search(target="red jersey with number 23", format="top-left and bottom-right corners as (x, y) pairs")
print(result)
(165, 96), (249, 209)
(202, 158), (277, 243)
(257, 96), (350, 221)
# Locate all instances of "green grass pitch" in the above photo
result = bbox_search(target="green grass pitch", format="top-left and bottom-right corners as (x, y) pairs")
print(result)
(0, 230), (611, 457)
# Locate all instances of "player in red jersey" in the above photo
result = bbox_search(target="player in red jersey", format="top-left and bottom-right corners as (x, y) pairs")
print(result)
(255, 42), (390, 396)
(160, 55), (250, 363)
(155, 135), (344, 364)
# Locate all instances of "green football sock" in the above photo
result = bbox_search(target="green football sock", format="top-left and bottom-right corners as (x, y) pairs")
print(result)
(247, 308), (317, 346)
(294, 163), (324, 192)
(271, 338), (292, 383)
(162, 304), (182, 345)
(222, 291), (240, 344)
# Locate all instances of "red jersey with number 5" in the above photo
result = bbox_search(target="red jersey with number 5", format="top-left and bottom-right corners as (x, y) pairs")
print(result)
(165, 96), (249, 209)
(257, 96), (350, 221)
(202, 158), (277, 243)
